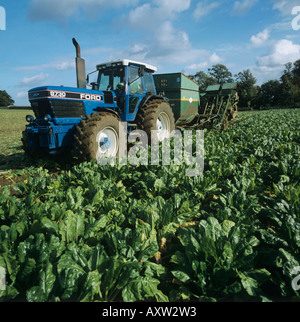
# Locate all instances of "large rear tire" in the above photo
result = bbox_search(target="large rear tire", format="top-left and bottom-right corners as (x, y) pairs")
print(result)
(73, 112), (125, 162)
(135, 99), (175, 142)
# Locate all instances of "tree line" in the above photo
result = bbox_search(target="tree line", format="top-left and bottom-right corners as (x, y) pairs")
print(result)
(190, 59), (300, 109)
(0, 90), (14, 107)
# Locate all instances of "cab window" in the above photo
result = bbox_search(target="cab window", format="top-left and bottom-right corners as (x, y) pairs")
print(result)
(98, 67), (125, 92)
(143, 72), (156, 94)
(129, 66), (145, 95)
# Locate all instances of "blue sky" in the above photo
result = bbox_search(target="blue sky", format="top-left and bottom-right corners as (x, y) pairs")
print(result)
(0, 0), (300, 105)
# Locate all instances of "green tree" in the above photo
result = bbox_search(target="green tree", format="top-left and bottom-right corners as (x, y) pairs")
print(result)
(0, 90), (14, 107)
(235, 69), (258, 108)
(259, 80), (281, 107)
(292, 60), (300, 105)
(279, 63), (296, 107)
(208, 64), (233, 84)
(293, 59), (300, 86)
(192, 70), (217, 92)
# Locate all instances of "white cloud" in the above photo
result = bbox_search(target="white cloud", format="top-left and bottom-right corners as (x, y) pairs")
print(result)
(153, 0), (191, 14)
(28, 0), (140, 21)
(126, 3), (154, 28)
(16, 60), (75, 72)
(55, 61), (75, 71)
(256, 39), (300, 69)
(16, 91), (28, 99)
(272, 0), (300, 16)
(232, 0), (258, 15)
(250, 29), (270, 46)
(187, 62), (209, 70)
(193, 1), (220, 20)
(148, 21), (213, 66)
(103, 19), (213, 70)
(154, 21), (189, 52)
(125, 0), (191, 29)
(122, 1), (209, 68)
(209, 52), (222, 64)
(21, 73), (49, 85)
(186, 52), (222, 71)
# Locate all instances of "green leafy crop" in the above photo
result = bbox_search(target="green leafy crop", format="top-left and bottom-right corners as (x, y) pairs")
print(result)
(0, 109), (299, 302)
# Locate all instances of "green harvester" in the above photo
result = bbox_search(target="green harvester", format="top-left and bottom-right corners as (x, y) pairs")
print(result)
(154, 73), (238, 130)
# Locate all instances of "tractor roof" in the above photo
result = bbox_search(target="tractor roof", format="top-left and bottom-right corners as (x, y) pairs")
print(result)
(96, 59), (157, 73)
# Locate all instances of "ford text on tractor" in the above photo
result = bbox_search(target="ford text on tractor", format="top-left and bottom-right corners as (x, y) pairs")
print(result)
(22, 39), (238, 161)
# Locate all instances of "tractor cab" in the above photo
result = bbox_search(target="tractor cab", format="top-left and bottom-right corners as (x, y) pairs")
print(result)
(89, 60), (158, 122)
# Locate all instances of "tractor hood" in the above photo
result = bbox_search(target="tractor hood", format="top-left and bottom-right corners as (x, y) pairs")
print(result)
(28, 86), (117, 121)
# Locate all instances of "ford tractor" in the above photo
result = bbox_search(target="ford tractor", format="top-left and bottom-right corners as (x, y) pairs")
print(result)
(22, 38), (238, 161)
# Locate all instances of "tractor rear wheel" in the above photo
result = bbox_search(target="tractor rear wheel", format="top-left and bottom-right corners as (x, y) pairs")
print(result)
(135, 99), (175, 142)
(73, 112), (125, 162)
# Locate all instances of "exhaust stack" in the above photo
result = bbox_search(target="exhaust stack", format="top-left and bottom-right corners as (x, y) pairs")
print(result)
(72, 38), (86, 89)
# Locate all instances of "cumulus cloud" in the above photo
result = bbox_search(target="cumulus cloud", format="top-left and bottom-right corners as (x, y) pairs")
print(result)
(126, 3), (154, 28)
(125, 0), (191, 29)
(256, 39), (300, 70)
(16, 91), (28, 99)
(103, 19), (215, 70)
(153, 21), (190, 54)
(186, 52), (222, 71)
(121, 0), (212, 68)
(28, 0), (139, 22)
(250, 29), (270, 46)
(272, 0), (300, 16)
(16, 61), (75, 72)
(232, 0), (258, 16)
(149, 22), (215, 67)
(153, 0), (191, 14)
(187, 62), (209, 70)
(210, 52), (222, 64)
(21, 73), (49, 85)
(55, 61), (76, 71)
(193, 1), (220, 21)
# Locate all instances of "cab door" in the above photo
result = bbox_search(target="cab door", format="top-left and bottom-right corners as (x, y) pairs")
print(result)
(126, 65), (145, 122)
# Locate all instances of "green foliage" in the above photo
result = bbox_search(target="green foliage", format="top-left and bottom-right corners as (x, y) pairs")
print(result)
(192, 71), (217, 92)
(0, 90), (14, 107)
(0, 109), (300, 302)
(235, 69), (258, 108)
(258, 80), (281, 107)
(208, 64), (233, 84)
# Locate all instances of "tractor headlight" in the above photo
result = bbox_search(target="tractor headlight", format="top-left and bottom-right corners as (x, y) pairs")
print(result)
(44, 114), (51, 122)
(26, 115), (34, 123)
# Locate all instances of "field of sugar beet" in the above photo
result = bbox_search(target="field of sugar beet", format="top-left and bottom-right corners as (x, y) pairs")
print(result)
(0, 108), (299, 302)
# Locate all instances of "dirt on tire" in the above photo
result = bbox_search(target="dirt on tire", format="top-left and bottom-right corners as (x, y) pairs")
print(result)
(135, 99), (176, 142)
(73, 111), (126, 162)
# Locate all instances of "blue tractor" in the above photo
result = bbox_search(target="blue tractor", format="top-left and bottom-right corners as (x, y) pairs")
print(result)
(22, 38), (176, 161)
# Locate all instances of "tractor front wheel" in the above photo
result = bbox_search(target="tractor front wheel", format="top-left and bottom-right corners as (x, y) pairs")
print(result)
(73, 112), (125, 162)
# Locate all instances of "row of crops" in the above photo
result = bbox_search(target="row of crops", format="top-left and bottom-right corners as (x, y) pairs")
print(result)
(0, 109), (299, 302)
